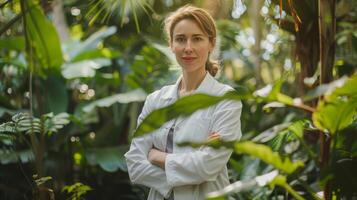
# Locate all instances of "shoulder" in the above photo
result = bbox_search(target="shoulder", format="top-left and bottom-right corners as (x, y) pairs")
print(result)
(144, 84), (176, 109)
(210, 79), (242, 110)
(209, 77), (235, 96)
(146, 84), (174, 100)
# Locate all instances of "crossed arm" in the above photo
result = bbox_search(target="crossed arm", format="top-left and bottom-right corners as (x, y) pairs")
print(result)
(125, 93), (242, 196)
(147, 132), (221, 169)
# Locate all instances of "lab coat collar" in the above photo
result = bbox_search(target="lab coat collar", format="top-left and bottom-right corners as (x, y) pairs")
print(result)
(162, 72), (215, 100)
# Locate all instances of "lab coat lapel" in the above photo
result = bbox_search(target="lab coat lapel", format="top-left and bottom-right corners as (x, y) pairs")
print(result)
(166, 72), (216, 128)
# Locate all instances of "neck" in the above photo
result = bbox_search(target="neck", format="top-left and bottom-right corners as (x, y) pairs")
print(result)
(180, 68), (207, 92)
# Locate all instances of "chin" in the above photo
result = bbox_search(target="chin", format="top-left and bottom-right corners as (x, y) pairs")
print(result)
(182, 67), (203, 73)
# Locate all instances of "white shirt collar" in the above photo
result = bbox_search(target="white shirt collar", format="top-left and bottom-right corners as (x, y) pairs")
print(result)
(162, 72), (216, 100)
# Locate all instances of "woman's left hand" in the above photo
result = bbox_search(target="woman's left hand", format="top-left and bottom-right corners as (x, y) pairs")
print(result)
(148, 148), (167, 169)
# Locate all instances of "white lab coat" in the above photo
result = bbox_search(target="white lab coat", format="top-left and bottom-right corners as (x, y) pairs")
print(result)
(125, 73), (242, 200)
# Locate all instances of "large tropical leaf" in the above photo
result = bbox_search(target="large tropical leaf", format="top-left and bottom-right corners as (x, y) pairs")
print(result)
(234, 141), (304, 174)
(313, 74), (357, 134)
(0, 107), (17, 118)
(325, 74), (357, 101)
(0, 36), (25, 51)
(86, 0), (153, 32)
(302, 76), (349, 101)
(82, 89), (147, 113)
(313, 98), (357, 134)
(61, 58), (111, 79)
(85, 146), (128, 172)
(0, 149), (34, 164)
(182, 140), (304, 174)
(125, 45), (173, 92)
(21, 0), (63, 73)
(42, 77), (69, 114)
(0, 133), (14, 140)
(41, 112), (70, 135)
(134, 90), (250, 137)
(206, 170), (279, 199)
(71, 48), (121, 63)
(0, 112), (70, 136)
(65, 26), (117, 61)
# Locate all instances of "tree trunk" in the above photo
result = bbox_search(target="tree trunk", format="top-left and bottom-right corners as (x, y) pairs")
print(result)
(248, 0), (264, 86)
(293, 0), (320, 95)
(318, 0), (335, 199)
(274, 0), (320, 95)
(52, 0), (69, 42)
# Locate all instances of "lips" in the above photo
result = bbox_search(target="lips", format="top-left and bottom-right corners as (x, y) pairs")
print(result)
(181, 57), (196, 62)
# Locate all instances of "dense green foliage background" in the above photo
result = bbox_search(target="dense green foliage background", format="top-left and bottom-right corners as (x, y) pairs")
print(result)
(0, 0), (356, 199)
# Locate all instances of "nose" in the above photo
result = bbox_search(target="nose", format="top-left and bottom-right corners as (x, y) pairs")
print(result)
(184, 40), (193, 53)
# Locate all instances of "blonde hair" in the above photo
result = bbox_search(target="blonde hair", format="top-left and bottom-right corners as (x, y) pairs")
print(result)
(164, 5), (219, 77)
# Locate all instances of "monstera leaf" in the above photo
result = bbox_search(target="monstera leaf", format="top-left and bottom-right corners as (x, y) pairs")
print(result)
(85, 146), (127, 172)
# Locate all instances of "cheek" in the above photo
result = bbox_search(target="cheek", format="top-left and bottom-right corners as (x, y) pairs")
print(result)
(172, 46), (182, 55)
(198, 48), (209, 58)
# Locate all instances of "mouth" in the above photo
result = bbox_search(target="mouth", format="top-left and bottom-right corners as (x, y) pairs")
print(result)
(181, 57), (196, 62)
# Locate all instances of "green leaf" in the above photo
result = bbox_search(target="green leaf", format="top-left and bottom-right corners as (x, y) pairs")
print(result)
(254, 79), (293, 105)
(61, 58), (111, 79)
(234, 141), (304, 174)
(0, 122), (16, 133)
(180, 140), (303, 174)
(313, 74), (357, 134)
(269, 175), (305, 200)
(125, 45), (173, 92)
(85, 146), (128, 172)
(0, 112), (70, 136)
(82, 89), (147, 113)
(252, 123), (291, 143)
(134, 90), (248, 137)
(42, 77), (68, 114)
(325, 74), (357, 101)
(23, 0), (63, 72)
(0, 149), (35, 164)
(206, 170), (279, 199)
(86, 0), (153, 33)
(71, 48), (120, 62)
(0, 133), (14, 140)
(313, 98), (357, 134)
(62, 182), (92, 198)
(34, 176), (52, 186)
(302, 76), (349, 101)
(286, 119), (309, 138)
(43, 112), (70, 135)
(66, 26), (117, 60)
(0, 58), (26, 69)
(0, 36), (25, 51)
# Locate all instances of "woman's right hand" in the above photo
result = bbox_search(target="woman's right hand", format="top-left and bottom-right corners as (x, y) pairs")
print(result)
(207, 132), (220, 142)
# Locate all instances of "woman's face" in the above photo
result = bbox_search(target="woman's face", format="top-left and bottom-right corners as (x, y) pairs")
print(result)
(170, 19), (214, 73)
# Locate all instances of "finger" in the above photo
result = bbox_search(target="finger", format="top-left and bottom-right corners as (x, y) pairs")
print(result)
(208, 136), (220, 142)
(208, 134), (220, 139)
(210, 132), (219, 135)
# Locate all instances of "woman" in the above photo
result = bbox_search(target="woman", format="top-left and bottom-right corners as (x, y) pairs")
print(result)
(125, 5), (242, 200)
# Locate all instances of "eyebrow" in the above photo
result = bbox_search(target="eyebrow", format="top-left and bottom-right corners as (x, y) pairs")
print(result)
(174, 34), (205, 37)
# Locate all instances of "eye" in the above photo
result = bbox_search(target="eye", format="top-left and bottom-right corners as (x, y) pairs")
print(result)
(193, 37), (203, 42)
(174, 37), (185, 43)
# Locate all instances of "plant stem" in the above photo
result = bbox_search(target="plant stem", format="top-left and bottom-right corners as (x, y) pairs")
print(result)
(20, 0), (42, 177)
(0, 13), (23, 36)
(292, 103), (316, 113)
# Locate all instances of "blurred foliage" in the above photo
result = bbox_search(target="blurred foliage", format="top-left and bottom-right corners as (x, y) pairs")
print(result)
(62, 182), (92, 200)
(0, 0), (356, 199)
